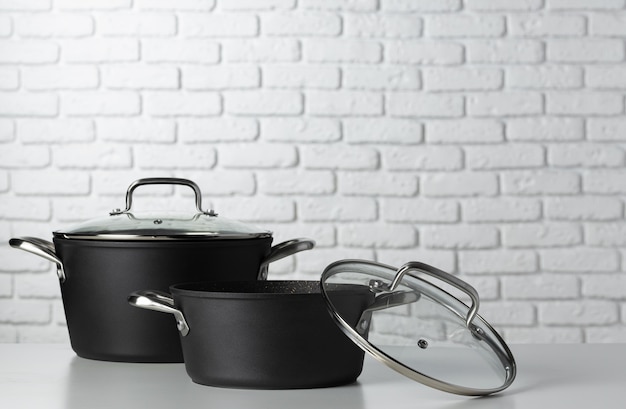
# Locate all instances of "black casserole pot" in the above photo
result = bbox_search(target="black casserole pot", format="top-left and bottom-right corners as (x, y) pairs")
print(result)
(9, 178), (314, 363)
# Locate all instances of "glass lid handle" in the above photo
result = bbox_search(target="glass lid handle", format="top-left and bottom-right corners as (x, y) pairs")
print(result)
(109, 178), (218, 217)
(391, 261), (480, 329)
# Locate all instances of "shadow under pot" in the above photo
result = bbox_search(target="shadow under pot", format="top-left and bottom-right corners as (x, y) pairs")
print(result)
(129, 281), (376, 389)
(9, 177), (314, 363)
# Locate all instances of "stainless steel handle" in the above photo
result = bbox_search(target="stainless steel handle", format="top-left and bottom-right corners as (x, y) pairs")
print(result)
(110, 177), (216, 216)
(257, 238), (316, 280)
(9, 237), (66, 283)
(128, 290), (190, 336)
(393, 261), (480, 329)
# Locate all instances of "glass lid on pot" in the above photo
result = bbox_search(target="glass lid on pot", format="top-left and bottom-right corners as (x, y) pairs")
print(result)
(320, 260), (516, 396)
(54, 178), (272, 241)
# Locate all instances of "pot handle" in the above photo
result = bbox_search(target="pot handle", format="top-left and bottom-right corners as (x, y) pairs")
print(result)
(257, 238), (316, 280)
(128, 290), (190, 337)
(110, 177), (217, 217)
(9, 237), (66, 283)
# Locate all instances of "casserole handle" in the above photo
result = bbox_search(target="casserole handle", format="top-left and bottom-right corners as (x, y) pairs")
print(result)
(128, 290), (190, 336)
(9, 237), (66, 283)
(258, 238), (316, 280)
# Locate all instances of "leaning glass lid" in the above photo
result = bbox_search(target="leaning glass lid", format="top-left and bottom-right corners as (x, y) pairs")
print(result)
(54, 178), (272, 241)
(320, 260), (516, 396)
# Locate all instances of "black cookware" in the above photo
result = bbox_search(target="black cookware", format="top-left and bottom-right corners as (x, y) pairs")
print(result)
(9, 178), (314, 363)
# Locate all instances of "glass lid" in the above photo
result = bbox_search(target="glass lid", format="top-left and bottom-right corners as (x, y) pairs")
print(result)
(54, 178), (272, 241)
(320, 260), (516, 396)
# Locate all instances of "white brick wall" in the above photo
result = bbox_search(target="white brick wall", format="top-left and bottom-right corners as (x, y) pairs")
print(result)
(1, 0), (626, 345)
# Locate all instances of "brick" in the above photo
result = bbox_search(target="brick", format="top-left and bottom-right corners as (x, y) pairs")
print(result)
(0, 274), (11, 297)
(381, 146), (463, 171)
(0, 300), (50, 324)
(262, 12), (341, 36)
(588, 118), (626, 141)
(549, 144), (623, 168)
(541, 248), (620, 272)
(547, 92), (623, 115)
(12, 170), (90, 195)
(383, 0), (461, 11)
(62, 39), (138, 62)
(386, 41), (463, 65)
(547, 0), (625, 10)
(0, 16), (12, 37)
(462, 198), (541, 222)
(18, 119), (94, 143)
(102, 65), (178, 89)
(459, 250), (538, 274)
(264, 65), (339, 89)
(338, 224), (416, 248)
(184, 66), (259, 90)
(466, 144), (544, 169)
(144, 91), (221, 116)
(585, 170), (626, 193)
(16, 14), (93, 37)
(343, 66), (421, 90)
(179, 170), (258, 197)
(219, 144), (297, 168)
(307, 91), (383, 116)
(53, 197), (114, 221)
(261, 118), (340, 142)
(457, 275), (500, 300)
(0, 93), (57, 117)
(583, 274), (626, 298)
(0, 0), (50, 10)
(0, 40), (58, 63)
(502, 170), (580, 195)
(300, 197), (377, 222)
(425, 14), (504, 37)
(0, 67), (17, 90)
(423, 67), (502, 91)
(468, 92), (543, 116)
(338, 172), (418, 197)
(503, 223), (582, 248)
(218, 0), (294, 10)
(345, 14), (422, 38)
(136, 0), (215, 10)
(547, 39), (624, 62)
(388, 93), (463, 118)
(179, 118), (258, 142)
(225, 90), (301, 115)
(422, 225), (498, 249)
(0, 246), (50, 270)
(97, 12), (176, 36)
(0, 119), (12, 141)
(467, 39), (544, 63)
(586, 66), (626, 89)
(586, 328), (626, 343)
(143, 39), (219, 63)
(302, 145), (378, 170)
(422, 173), (498, 197)
(300, 0), (377, 11)
(297, 248), (376, 275)
(224, 39), (299, 62)
(507, 117), (584, 141)
(509, 15), (586, 37)
(382, 198), (459, 223)
(258, 170), (334, 195)
(545, 197), (622, 221)
(503, 275), (579, 300)
(267, 223), (335, 248)
(478, 302), (535, 326)
(57, 0), (131, 9)
(180, 13), (258, 37)
(465, 0), (542, 10)
(590, 13), (626, 36)
(22, 66), (99, 90)
(377, 249), (456, 274)
(91, 171), (174, 196)
(16, 273), (61, 299)
(507, 66), (583, 89)
(505, 328), (582, 344)
(0, 145), (49, 168)
(135, 145), (216, 169)
(53, 144), (132, 169)
(539, 301), (618, 325)
(212, 197), (295, 222)
(586, 223), (626, 246)
(62, 91), (140, 116)
(344, 118), (423, 144)
(426, 119), (503, 143)
(304, 39), (381, 63)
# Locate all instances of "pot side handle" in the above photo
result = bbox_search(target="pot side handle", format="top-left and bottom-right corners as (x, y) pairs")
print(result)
(9, 237), (66, 283)
(258, 238), (316, 280)
(128, 290), (190, 337)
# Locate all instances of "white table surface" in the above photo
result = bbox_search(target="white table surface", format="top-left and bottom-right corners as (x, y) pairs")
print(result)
(0, 343), (624, 409)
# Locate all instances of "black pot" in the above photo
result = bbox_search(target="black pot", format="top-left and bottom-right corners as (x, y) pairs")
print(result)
(9, 178), (315, 363)
(129, 281), (375, 389)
